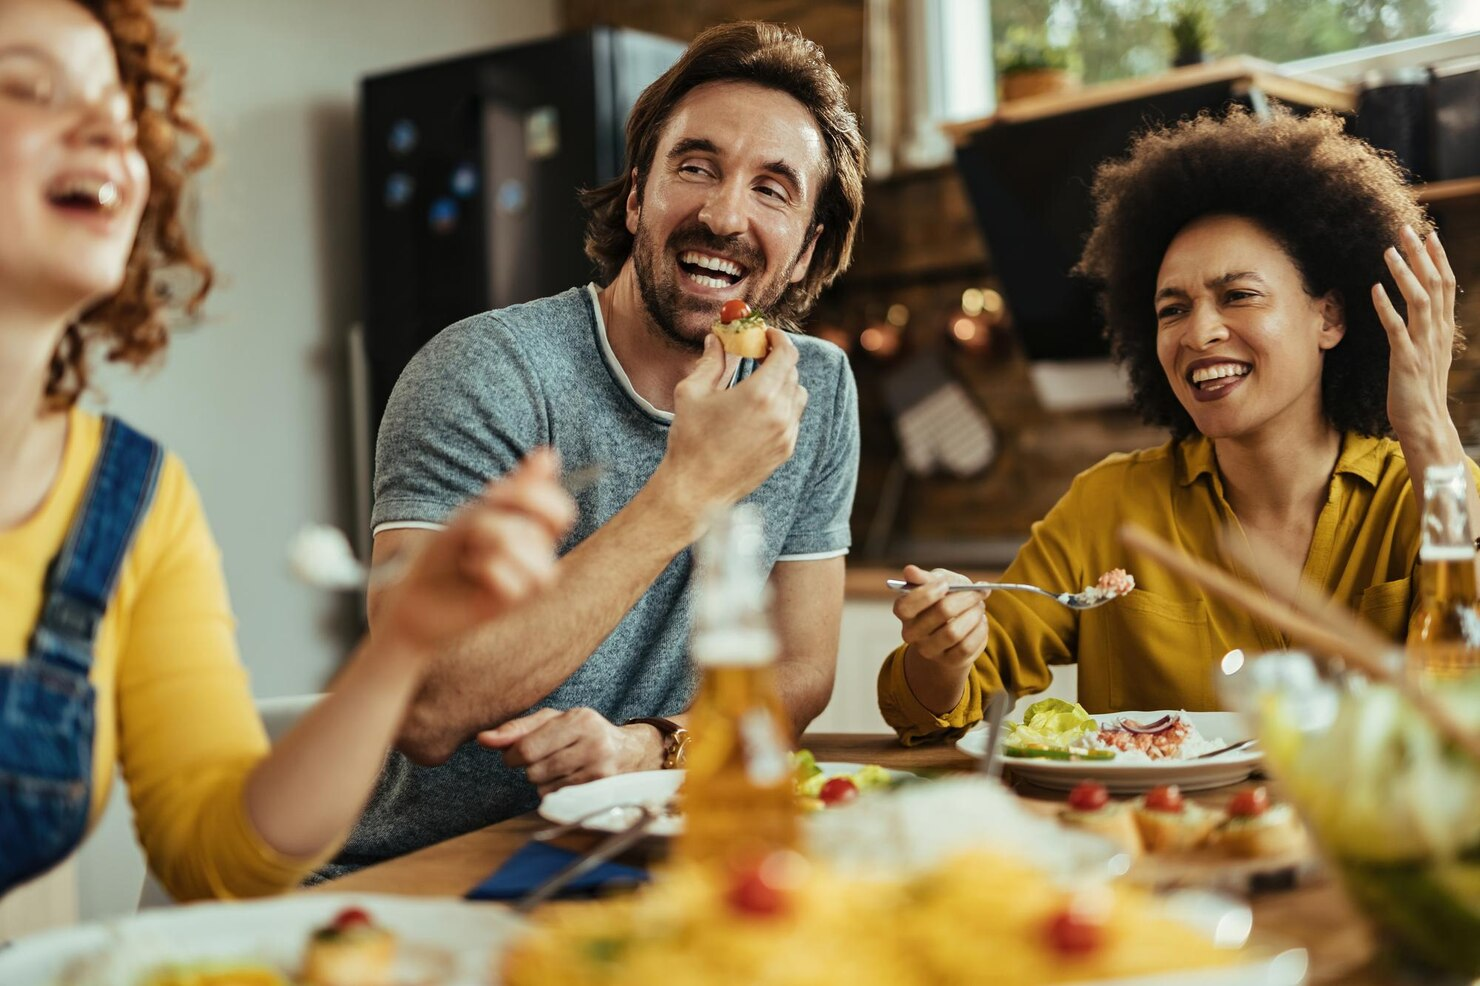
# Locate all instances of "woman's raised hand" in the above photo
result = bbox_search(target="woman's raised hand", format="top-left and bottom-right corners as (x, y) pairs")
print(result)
(1374, 225), (1460, 445)
(376, 449), (577, 656)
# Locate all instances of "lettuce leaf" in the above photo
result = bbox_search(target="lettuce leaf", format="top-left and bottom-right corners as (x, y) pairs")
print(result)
(1005, 698), (1098, 749)
(792, 748), (822, 781)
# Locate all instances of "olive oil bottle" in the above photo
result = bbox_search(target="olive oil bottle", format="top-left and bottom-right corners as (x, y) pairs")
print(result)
(676, 505), (798, 867)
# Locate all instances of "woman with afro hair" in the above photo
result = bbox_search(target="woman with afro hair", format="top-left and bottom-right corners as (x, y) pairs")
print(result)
(880, 105), (1475, 742)
(0, 0), (576, 900)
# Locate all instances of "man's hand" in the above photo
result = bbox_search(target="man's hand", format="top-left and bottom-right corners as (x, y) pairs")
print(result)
(656, 328), (809, 521)
(374, 449), (577, 658)
(894, 564), (989, 672)
(477, 708), (663, 795)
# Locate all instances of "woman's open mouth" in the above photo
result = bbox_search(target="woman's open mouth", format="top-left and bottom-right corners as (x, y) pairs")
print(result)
(1187, 361), (1251, 403)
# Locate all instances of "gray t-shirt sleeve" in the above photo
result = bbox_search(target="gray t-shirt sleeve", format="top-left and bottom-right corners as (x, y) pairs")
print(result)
(779, 350), (860, 558)
(372, 314), (545, 530)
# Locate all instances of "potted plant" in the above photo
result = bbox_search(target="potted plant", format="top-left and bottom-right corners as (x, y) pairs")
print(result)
(1169, 0), (1215, 68)
(996, 28), (1078, 103)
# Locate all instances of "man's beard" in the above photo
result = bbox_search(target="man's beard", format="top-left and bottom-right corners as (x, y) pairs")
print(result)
(631, 214), (801, 352)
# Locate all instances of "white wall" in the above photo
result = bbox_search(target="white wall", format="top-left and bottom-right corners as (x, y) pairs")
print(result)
(78, 0), (559, 922)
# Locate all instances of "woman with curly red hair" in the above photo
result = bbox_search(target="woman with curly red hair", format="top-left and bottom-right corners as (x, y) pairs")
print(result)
(880, 106), (1475, 741)
(0, 0), (575, 899)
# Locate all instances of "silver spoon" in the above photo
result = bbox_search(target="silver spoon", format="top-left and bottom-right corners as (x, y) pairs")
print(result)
(885, 578), (1128, 611)
(289, 462), (607, 592)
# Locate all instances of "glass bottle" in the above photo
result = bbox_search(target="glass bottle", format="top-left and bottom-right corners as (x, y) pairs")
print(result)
(675, 505), (799, 867)
(1406, 463), (1480, 678)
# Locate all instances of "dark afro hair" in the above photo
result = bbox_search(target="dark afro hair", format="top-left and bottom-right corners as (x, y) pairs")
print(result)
(1076, 105), (1435, 439)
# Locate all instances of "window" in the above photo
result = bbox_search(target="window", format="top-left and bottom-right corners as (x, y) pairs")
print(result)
(989, 0), (1475, 86)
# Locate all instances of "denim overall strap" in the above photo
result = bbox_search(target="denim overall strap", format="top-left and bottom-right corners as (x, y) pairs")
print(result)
(30, 416), (164, 673)
(0, 415), (162, 894)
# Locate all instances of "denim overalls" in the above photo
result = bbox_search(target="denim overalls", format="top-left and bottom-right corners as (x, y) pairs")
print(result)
(0, 416), (161, 895)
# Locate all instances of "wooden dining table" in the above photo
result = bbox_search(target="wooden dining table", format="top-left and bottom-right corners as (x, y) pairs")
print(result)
(309, 733), (1389, 985)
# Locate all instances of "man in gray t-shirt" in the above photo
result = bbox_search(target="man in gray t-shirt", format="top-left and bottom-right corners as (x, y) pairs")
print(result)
(328, 22), (865, 875)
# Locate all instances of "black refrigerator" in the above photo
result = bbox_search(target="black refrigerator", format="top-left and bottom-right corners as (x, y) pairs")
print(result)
(358, 27), (685, 438)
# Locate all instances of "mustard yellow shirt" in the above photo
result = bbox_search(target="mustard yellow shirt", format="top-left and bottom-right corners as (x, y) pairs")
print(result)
(0, 410), (330, 899)
(878, 432), (1476, 745)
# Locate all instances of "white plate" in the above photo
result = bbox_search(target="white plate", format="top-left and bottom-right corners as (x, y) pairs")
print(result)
(538, 762), (912, 837)
(956, 710), (1262, 793)
(0, 893), (523, 986)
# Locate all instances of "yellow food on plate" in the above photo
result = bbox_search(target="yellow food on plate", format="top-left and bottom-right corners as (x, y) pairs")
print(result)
(501, 850), (1238, 986)
(301, 907), (396, 986)
(141, 967), (289, 986)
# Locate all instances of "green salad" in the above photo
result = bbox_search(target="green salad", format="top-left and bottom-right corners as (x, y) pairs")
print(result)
(1003, 698), (1114, 760)
(792, 749), (895, 809)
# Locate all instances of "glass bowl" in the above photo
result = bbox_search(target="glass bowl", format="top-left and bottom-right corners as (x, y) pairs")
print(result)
(1220, 651), (1480, 978)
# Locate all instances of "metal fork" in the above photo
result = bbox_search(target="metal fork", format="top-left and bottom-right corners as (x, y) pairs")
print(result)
(978, 690), (1014, 779)
(884, 578), (1124, 611)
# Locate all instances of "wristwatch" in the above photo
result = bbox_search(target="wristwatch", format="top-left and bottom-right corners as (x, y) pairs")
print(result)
(624, 716), (690, 769)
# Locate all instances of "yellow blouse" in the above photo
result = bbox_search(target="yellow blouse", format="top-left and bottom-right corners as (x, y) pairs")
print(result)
(0, 410), (329, 900)
(878, 432), (1477, 745)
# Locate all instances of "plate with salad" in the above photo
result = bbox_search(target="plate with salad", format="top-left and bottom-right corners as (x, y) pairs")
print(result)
(537, 752), (911, 836)
(956, 699), (1261, 793)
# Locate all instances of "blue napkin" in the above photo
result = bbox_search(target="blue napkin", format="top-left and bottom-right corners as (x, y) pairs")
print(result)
(466, 841), (649, 902)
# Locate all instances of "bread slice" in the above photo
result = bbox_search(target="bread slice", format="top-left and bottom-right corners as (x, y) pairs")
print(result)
(1214, 804), (1305, 858)
(711, 320), (769, 358)
(1059, 803), (1144, 857)
(1132, 800), (1221, 852)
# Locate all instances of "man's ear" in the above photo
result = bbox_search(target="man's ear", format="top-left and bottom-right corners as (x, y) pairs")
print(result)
(1318, 290), (1346, 350)
(788, 224), (824, 285)
(625, 169), (641, 236)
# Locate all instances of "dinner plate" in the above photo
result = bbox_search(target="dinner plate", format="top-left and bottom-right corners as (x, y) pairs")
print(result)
(537, 761), (913, 837)
(955, 710), (1262, 793)
(0, 893), (522, 986)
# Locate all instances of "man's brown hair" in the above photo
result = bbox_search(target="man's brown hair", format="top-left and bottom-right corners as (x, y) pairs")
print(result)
(580, 21), (865, 329)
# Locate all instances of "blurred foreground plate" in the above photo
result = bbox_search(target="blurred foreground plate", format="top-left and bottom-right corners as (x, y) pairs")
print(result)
(0, 893), (520, 986)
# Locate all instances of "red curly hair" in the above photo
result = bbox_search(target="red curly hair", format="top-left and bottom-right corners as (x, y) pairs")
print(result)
(46, 0), (213, 409)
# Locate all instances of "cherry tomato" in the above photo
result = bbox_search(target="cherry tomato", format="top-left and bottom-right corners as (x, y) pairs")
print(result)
(1045, 908), (1104, 955)
(1227, 787), (1269, 818)
(1143, 784), (1184, 813)
(725, 851), (806, 918)
(720, 299), (751, 323)
(818, 776), (860, 807)
(333, 907), (372, 930)
(1067, 781), (1110, 812)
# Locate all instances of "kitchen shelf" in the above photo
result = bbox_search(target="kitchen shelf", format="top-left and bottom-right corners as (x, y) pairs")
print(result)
(944, 56), (1354, 141)
(1418, 177), (1480, 205)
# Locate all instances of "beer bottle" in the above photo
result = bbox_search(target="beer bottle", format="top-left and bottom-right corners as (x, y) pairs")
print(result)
(1406, 463), (1480, 678)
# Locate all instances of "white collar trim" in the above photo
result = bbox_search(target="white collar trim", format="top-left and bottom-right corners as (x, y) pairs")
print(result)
(586, 283), (742, 423)
(587, 283), (673, 424)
